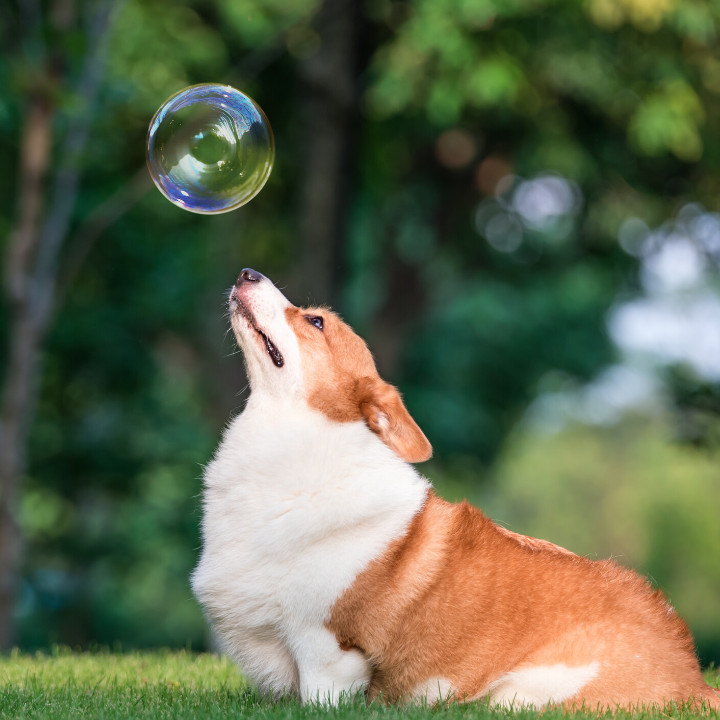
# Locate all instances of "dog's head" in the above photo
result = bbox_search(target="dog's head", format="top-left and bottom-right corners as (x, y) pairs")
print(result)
(229, 268), (432, 463)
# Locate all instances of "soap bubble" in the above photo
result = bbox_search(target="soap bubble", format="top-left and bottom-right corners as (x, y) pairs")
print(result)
(146, 84), (274, 214)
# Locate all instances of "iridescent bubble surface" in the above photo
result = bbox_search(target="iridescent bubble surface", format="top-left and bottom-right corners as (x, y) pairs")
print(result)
(146, 84), (274, 214)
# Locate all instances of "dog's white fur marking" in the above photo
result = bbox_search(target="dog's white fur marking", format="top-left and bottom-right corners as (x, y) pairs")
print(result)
(483, 662), (600, 708)
(191, 276), (428, 702)
(409, 677), (457, 704)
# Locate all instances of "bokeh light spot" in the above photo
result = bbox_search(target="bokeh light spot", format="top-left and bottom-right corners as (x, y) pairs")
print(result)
(435, 128), (478, 169)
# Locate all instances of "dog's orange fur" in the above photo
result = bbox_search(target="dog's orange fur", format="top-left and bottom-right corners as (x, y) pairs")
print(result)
(327, 493), (718, 709)
(286, 302), (719, 710)
(285, 306), (431, 462)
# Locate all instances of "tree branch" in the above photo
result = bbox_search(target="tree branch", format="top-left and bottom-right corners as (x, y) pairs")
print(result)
(56, 166), (152, 306)
(4, 94), (53, 307)
(0, 0), (126, 649)
(31, 0), (124, 329)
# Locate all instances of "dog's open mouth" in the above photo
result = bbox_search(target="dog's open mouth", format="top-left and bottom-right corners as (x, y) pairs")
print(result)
(236, 301), (284, 368)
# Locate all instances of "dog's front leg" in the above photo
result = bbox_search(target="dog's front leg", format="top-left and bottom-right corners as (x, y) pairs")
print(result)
(292, 626), (371, 705)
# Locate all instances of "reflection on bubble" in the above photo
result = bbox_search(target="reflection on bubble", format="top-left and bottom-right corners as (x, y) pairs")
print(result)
(146, 84), (274, 214)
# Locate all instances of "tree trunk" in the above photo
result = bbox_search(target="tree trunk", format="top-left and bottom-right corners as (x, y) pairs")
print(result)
(0, 92), (53, 650)
(293, 0), (361, 306)
(0, 0), (121, 649)
(0, 312), (47, 649)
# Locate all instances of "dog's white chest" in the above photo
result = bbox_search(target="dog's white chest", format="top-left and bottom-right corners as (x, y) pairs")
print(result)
(191, 403), (428, 698)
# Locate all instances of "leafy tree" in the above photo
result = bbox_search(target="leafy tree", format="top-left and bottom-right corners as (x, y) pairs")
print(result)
(1, 0), (718, 651)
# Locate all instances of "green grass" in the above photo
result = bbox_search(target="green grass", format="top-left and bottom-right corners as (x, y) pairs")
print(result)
(0, 650), (717, 719)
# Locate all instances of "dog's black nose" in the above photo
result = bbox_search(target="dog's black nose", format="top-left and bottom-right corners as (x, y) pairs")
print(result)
(237, 268), (264, 285)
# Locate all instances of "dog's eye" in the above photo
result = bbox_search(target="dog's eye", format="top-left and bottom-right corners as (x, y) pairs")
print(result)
(305, 315), (324, 331)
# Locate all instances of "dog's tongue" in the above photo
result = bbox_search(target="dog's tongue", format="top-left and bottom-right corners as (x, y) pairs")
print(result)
(264, 334), (284, 367)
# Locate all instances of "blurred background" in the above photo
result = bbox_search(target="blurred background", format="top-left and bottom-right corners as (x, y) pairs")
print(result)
(1, 0), (719, 665)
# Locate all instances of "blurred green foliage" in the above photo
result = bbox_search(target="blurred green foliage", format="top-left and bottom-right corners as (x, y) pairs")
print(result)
(1, 0), (719, 664)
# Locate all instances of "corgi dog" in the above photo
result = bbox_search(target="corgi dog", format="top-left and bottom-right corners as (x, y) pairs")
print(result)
(191, 268), (719, 710)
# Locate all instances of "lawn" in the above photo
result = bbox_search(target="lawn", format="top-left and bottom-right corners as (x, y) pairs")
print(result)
(0, 650), (717, 719)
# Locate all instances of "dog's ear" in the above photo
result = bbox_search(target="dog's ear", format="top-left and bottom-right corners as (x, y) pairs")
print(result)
(355, 376), (432, 463)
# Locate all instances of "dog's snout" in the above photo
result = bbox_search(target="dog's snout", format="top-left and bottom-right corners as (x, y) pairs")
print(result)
(237, 268), (264, 285)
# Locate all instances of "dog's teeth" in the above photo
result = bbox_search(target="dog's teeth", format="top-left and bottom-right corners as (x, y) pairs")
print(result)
(264, 335), (284, 367)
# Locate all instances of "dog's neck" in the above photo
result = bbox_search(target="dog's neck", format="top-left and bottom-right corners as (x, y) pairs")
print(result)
(199, 389), (430, 577)
(212, 392), (427, 498)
